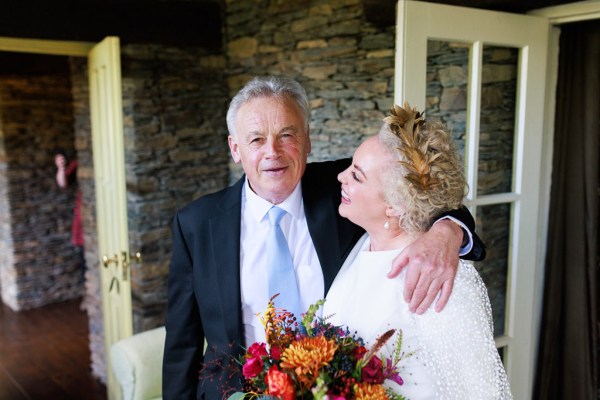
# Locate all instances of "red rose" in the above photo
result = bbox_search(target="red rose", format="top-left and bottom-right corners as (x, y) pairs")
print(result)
(242, 356), (264, 378)
(266, 365), (295, 400)
(247, 342), (268, 358)
(270, 345), (283, 361)
(361, 355), (385, 384)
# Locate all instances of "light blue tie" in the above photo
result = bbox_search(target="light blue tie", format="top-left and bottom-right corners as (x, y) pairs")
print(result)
(266, 206), (302, 319)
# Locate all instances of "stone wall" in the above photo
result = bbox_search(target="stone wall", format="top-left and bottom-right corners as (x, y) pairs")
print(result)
(0, 65), (84, 311)
(225, 0), (396, 182)
(120, 44), (230, 333)
(69, 44), (230, 382)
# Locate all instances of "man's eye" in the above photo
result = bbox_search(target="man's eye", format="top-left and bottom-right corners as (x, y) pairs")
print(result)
(351, 172), (361, 182)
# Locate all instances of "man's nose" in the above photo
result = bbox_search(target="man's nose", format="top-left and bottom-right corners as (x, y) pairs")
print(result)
(265, 137), (281, 156)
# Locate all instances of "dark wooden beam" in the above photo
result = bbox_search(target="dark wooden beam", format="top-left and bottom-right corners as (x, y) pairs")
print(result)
(0, 0), (223, 48)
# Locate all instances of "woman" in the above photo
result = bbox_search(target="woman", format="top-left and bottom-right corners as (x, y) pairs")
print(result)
(323, 103), (512, 399)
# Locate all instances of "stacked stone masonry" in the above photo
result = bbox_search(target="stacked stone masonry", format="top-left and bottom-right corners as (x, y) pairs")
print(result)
(0, 68), (84, 311)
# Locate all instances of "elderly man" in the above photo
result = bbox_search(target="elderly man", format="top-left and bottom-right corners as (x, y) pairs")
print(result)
(162, 76), (484, 399)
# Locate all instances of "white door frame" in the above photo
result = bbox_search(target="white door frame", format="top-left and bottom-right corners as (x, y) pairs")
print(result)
(395, 2), (549, 398)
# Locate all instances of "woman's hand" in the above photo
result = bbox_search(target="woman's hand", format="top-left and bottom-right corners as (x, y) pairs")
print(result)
(388, 219), (463, 314)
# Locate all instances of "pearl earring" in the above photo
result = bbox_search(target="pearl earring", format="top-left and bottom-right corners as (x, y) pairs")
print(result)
(384, 220), (390, 230)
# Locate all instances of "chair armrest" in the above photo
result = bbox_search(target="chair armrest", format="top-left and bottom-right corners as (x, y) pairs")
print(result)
(110, 326), (166, 400)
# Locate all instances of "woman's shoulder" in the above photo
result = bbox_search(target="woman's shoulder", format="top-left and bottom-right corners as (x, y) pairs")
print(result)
(455, 260), (486, 290)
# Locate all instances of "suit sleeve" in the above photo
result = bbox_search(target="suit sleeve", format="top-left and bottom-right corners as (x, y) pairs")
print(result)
(162, 212), (204, 399)
(436, 206), (486, 261)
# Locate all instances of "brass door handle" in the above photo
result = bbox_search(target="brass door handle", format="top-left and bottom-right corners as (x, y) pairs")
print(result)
(121, 251), (142, 280)
(132, 251), (142, 263)
(102, 251), (141, 280)
(102, 254), (119, 267)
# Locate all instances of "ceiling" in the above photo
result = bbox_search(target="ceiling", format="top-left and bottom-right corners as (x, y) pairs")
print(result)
(363, 0), (580, 28)
(0, 0), (584, 47)
(428, 0), (579, 13)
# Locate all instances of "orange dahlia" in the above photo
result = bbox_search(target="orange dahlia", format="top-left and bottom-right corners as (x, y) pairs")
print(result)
(353, 382), (390, 400)
(280, 336), (338, 389)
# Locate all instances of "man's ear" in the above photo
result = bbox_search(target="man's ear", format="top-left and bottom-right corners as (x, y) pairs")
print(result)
(306, 126), (312, 154)
(228, 135), (241, 163)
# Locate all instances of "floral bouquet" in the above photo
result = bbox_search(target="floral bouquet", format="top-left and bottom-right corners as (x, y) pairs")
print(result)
(230, 295), (411, 400)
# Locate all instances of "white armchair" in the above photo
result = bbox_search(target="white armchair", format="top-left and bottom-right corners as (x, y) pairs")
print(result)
(110, 326), (165, 400)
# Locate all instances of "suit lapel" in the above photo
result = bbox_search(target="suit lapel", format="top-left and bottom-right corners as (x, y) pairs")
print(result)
(209, 178), (244, 344)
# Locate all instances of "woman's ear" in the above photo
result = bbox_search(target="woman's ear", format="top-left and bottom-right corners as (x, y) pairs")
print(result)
(385, 204), (402, 217)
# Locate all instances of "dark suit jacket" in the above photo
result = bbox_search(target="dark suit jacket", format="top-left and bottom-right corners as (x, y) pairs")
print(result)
(162, 159), (484, 399)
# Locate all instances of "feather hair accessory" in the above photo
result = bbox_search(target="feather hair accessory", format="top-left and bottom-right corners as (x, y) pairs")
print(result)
(383, 102), (440, 191)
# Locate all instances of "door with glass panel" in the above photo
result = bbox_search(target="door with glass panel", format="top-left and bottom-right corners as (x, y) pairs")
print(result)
(395, 1), (549, 398)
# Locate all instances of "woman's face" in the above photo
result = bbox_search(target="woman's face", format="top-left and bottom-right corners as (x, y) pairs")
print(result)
(337, 136), (390, 231)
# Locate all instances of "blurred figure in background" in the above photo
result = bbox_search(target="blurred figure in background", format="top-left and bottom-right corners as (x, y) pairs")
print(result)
(55, 151), (85, 284)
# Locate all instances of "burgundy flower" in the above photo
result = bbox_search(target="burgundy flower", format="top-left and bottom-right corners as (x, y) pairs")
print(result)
(361, 355), (385, 384)
(352, 345), (367, 361)
(242, 356), (264, 378)
(270, 345), (283, 361)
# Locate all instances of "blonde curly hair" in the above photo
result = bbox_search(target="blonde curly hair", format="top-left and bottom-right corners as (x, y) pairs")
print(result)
(379, 103), (467, 232)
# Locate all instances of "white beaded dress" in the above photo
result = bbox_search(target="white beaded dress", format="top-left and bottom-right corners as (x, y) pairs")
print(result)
(323, 234), (512, 399)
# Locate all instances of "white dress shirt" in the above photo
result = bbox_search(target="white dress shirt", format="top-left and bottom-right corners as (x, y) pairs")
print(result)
(435, 216), (473, 256)
(240, 180), (323, 345)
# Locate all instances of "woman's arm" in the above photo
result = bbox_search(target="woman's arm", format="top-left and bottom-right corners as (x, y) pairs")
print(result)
(412, 261), (512, 399)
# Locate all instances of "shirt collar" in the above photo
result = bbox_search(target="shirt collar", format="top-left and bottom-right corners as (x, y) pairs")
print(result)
(243, 178), (303, 223)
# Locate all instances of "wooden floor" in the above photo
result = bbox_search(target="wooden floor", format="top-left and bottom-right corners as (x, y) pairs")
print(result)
(0, 298), (107, 400)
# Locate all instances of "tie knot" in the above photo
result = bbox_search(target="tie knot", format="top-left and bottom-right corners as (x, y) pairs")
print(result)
(268, 206), (286, 226)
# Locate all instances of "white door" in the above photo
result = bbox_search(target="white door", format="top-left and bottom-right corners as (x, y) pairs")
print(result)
(88, 36), (133, 400)
(395, 1), (549, 398)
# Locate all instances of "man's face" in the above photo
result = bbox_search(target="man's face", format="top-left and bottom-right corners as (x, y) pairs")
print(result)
(228, 96), (311, 204)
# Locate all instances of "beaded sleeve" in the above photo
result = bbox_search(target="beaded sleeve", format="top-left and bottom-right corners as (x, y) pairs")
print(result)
(409, 260), (513, 399)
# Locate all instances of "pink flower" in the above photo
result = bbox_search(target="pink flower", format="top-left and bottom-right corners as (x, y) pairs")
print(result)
(247, 342), (268, 358)
(242, 356), (264, 378)
(361, 355), (385, 384)
(384, 357), (404, 386)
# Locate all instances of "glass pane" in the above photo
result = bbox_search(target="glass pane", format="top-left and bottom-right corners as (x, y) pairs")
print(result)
(425, 40), (469, 159)
(498, 346), (506, 363)
(477, 46), (519, 195)
(475, 203), (511, 337)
